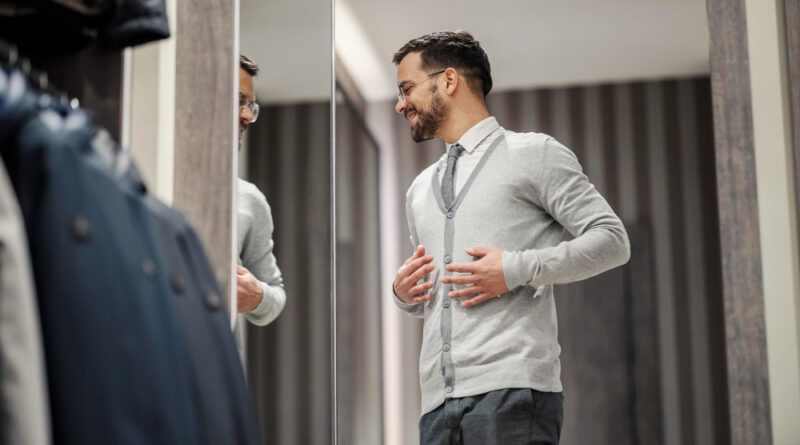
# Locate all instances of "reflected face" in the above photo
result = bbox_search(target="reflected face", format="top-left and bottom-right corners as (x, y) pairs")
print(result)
(395, 52), (449, 142)
(239, 67), (256, 140)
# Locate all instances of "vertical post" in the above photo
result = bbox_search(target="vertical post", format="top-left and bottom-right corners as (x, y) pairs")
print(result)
(705, 0), (773, 443)
(786, 0), (800, 268)
(173, 0), (238, 317)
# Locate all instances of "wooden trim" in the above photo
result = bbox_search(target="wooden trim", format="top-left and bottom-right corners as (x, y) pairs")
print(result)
(173, 0), (237, 309)
(706, 0), (772, 443)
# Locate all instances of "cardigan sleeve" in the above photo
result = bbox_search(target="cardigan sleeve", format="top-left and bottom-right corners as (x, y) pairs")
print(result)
(240, 186), (287, 326)
(502, 137), (630, 289)
(393, 186), (425, 318)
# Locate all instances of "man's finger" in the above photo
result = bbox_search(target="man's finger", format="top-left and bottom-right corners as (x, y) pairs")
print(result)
(410, 293), (432, 304)
(404, 245), (426, 265)
(406, 263), (435, 286)
(408, 280), (434, 296)
(445, 262), (478, 274)
(441, 274), (475, 285)
(448, 285), (481, 299)
(404, 255), (434, 276)
(460, 292), (494, 307)
(465, 246), (490, 257)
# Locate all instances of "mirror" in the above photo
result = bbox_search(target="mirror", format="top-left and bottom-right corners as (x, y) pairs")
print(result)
(334, 1), (728, 444)
(238, 1), (332, 444)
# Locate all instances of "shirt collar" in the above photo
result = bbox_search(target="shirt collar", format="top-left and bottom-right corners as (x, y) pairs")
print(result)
(445, 116), (500, 154)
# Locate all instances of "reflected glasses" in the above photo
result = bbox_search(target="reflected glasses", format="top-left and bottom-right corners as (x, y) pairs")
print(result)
(397, 69), (446, 103)
(239, 93), (260, 123)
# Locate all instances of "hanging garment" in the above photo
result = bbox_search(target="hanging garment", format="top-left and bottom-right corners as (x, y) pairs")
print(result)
(0, 157), (51, 445)
(102, 0), (170, 48)
(0, 0), (169, 50)
(119, 151), (261, 445)
(0, 76), (201, 445)
(2, 61), (261, 445)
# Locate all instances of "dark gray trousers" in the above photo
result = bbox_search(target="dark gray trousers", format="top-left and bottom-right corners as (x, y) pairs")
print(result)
(419, 388), (563, 445)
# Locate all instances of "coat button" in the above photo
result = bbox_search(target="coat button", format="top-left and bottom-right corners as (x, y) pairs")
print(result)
(142, 258), (157, 277)
(171, 275), (185, 294)
(443, 300), (450, 308)
(71, 215), (90, 241)
(443, 344), (450, 352)
(445, 386), (453, 393)
(446, 211), (455, 219)
(205, 291), (221, 309)
(444, 255), (452, 264)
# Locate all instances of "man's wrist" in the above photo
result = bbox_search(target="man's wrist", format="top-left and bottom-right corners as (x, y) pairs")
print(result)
(248, 281), (270, 314)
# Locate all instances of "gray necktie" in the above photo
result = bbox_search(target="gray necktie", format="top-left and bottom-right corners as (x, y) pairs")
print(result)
(442, 143), (464, 209)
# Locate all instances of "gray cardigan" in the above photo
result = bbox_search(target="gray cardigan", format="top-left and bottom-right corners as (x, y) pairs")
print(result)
(395, 127), (630, 415)
(237, 178), (286, 326)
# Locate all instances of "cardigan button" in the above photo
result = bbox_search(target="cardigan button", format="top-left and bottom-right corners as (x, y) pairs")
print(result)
(446, 211), (455, 219)
(444, 255), (452, 264)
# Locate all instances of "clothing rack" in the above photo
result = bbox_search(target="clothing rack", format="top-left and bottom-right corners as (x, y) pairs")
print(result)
(0, 37), (79, 109)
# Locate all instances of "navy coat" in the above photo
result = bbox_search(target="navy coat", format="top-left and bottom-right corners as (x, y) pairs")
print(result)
(1, 64), (264, 445)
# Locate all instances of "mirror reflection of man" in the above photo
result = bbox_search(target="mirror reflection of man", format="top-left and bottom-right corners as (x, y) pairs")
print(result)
(391, 32), (630, 444)
(235, 55), (286, 328)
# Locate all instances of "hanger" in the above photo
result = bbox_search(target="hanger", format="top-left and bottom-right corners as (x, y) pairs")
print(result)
(0, 38), (79, 109)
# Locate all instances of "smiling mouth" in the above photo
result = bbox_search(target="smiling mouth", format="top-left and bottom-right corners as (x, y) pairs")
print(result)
(406, 110), (417, 121)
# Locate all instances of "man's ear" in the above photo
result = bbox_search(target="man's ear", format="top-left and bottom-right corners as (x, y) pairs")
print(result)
(443, 67), (459, 96)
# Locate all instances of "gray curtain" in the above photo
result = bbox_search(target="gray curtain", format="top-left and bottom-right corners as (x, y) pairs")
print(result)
(335, 86), (384, 445)
(243, 101), (332, 445)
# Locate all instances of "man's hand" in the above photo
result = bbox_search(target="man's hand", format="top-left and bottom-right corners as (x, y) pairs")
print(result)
(393, 245), (436, 305)
(442, 246), (509, 307)
(237, 265), (264, 313)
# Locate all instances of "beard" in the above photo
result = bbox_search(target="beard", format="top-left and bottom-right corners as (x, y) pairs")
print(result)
(410, 86), (448, 142)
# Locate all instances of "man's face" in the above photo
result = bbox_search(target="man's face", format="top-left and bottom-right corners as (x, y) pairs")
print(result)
(239, 67), (256, 140)
(395, 52), (449, 142)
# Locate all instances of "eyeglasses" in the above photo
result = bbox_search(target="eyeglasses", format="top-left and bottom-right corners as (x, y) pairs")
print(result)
(397, 69), (446, 103)
(239, 93), (260, 123)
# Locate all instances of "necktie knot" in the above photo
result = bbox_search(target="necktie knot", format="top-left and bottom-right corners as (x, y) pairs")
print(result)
(442, 144), (464, 209)
(448, 143), (465, 158)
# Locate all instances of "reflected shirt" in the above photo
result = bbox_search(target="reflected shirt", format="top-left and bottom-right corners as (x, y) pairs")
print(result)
(237, 178), (286, 326)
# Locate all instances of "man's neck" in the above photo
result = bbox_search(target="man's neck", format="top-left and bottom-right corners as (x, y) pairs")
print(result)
(438, 106), (491, 144)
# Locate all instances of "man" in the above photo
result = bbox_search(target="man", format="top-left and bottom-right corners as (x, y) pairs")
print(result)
(236, 55), (286, 327)
(391, 31), (630, 444)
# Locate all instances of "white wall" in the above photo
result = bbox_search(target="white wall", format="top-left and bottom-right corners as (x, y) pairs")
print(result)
(746, 0), (800, 443)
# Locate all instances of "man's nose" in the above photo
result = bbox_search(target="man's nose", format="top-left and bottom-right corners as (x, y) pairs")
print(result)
(240, 108), (254, 124)
(395, 97), (406, 114)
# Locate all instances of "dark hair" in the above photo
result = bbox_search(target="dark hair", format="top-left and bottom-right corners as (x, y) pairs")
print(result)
(240, 54), (259, 76)
(392, 30), (492, 98)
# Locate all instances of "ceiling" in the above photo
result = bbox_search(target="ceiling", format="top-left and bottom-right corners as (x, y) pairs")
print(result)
(241, 0), (709, 104)
(240, 0), (331, 104)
